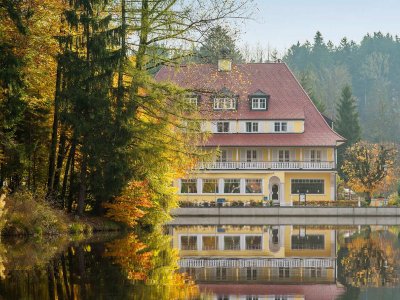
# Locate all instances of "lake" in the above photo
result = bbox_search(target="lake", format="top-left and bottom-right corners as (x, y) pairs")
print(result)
(1, 219), (400, 299)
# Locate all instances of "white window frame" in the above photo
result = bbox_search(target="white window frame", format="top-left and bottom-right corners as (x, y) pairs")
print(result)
(216, 121), (230, 133)
(251, 97), (267, 110)
(186, 96), (198, 107)
(310, 150), (322, 162)
(278, 150), (290, 162)
(180, 179), (198, 194)
(213, 97), (236, 110)
(245, 179), (263, 194)
(274, 121), (288, 132)
(245, 121), (259, 133)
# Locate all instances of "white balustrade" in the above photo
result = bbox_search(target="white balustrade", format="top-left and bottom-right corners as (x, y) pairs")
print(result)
(198, 161), (335, 170)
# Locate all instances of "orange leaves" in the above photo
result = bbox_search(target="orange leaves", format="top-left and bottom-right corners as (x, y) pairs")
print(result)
(105, 234), (153, 281)
(104, 181), (152, 227)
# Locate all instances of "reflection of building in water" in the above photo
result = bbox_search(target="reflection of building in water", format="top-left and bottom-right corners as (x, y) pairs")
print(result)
(170, 225), (345, 300)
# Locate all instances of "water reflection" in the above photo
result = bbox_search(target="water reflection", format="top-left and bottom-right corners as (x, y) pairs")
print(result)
(0, 223), (399, 299)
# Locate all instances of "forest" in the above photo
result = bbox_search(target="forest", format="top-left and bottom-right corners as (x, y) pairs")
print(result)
(284, 31), (400, 144)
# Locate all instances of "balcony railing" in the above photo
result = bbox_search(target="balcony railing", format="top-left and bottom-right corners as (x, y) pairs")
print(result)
(198, 161), (335, 170)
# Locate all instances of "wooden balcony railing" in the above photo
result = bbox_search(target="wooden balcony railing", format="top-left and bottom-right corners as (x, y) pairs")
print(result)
(198, 161), (336, 170)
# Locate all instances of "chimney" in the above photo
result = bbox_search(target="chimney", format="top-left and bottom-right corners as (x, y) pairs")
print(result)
(218, 47), (232, 72)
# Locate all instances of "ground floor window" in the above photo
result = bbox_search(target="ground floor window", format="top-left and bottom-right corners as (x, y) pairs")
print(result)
(245, 179), (262, 193)
(291, 235), (325, 250)
(224, 179), (240, 193)
(224, 236), (240, 250)
(291, 179), (324, 194)
(202, 236), (218, 250)
(202, 179), (219, 193)
(245, 236), (262, 250)
(180, 179), (197, 193)
(180, 236), (197, 250)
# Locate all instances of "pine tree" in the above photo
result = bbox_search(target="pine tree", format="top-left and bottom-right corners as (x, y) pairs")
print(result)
(194, 25), (243, 64)
(335, 85), (361, 178)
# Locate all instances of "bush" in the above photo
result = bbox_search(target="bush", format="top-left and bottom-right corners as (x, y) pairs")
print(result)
(2, 191), (68, 236)
(388, 192), (400, 206)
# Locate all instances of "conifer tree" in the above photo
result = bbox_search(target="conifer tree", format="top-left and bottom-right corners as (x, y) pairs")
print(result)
(335, 85), (361, 178)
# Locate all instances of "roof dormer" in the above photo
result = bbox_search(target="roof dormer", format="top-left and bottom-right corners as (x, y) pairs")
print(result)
(249, 89), (270, 110)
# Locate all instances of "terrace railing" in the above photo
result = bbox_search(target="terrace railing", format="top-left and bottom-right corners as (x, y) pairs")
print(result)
(198, 161), (335, 170)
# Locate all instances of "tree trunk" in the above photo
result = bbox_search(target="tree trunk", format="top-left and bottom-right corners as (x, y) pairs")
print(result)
(61, 141), (75, 210)
(47, 61), (62, 198)
(365, 191), (372, 206)
(54, 129), (67, 193)
(77, 151), (87, 215)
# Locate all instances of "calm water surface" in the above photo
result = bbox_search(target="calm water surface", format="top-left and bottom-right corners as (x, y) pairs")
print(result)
(1, 221), (400, 299)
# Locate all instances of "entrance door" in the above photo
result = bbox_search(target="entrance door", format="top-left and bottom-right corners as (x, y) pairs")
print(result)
(272, 184), (279, 204)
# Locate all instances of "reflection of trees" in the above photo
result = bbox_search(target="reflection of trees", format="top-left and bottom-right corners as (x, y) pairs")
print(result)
(106, 230), (200, 300)
(339, 229), (399, 287)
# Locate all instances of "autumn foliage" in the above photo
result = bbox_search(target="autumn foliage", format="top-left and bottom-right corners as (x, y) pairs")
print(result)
(341, 141), (397, 203)
(104, 181), (152, 228)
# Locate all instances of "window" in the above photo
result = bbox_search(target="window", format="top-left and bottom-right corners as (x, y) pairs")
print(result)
(274, 122), (288, 132)
(291, 179), (324, 194)
(202, 179), (219, 193)
(310, 267), (322, 278)
(246, 296), (259, 300)
(181, 236), (197, 250)
(202, 236), (218, 250)
(217, 121), (230, 133)
(245, 179), (262, 193)
(216, 267), (227, 280)
(180, 179), (197, 193)
(278, 150), (290, 162)
(224, 179), (240, 193)
(246, 122), (259, 133)
(251, 97), (267, 110)
(246, 150), (258, 162)
(279, 267), (290, 278)
(246, 267), (258, 280)
(214, 97), (236, 110)
(291, 235), (325, 250)
(310, 150), (322, 162)
(245, 236), (262, 250)
(224, 236), (240, 250)
(185, 96), (198, 107)
(217, 149), (227, 162)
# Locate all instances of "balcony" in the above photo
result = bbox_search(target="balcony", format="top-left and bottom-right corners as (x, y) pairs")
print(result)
(198, 161), (335, 170)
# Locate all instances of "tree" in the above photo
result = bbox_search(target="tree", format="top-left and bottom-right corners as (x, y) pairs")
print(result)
(298, 70), (326, 113)
(194, 25), (243, 63)
(335, 85), (361, 177)
(341, 142), (397, 205)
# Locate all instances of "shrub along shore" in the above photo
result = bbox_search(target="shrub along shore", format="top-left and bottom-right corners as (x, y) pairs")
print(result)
(0, 191), (123, 237)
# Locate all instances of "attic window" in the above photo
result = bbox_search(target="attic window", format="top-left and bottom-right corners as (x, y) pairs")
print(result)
(251, 98), (267, 110)
(249, 90), (270, 111)
(214, 98), (236, 110)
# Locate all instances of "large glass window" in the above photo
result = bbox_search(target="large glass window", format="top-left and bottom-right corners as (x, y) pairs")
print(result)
(214, 98), (236, 110)
(279, 267), (290, 278)
(217, 149), (227, 162)
(278, 150), (290, 162)
(180, 179), (197, 193)
(217, 122), (230, 133)
(246, 267), (258, 280)
(216, 267), (227, 280)
(245, 236), (262, 250)
(224, 179), (240, 193)
(181, 236), (197, 250)
(291, 179), (324, 194)
(202, 179), (219, 193)
(251, 97), (267, 110)
(310, 150), (322, 162)
(246, 150), (258, 162)
(291, 235), (325, 250)
(224, 236), (240, 250)
(245, 179), (262, 193)
(202, 236), (218, 250)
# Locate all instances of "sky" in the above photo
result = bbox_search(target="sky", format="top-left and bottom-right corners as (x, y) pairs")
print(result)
(240, 0), (400, 55)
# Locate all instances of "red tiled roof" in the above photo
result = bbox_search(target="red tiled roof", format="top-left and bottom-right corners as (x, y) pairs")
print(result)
(199, 284), (345, 300)
(155, 63), (345, 147)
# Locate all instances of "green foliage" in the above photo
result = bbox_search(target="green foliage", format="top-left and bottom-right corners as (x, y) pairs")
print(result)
(335, 85), (361, 178)
(284, 31), (400, 143)
(193, 25), (243, 63)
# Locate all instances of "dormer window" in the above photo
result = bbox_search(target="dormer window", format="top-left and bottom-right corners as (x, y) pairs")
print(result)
(213, 97), (236, 110)
(249, 89), (270, 111)
(251, 98), (267, 110)
(274, 122), (287, 132)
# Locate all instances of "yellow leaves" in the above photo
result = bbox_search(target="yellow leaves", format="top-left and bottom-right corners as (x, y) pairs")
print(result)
(104, 180), (152, 227)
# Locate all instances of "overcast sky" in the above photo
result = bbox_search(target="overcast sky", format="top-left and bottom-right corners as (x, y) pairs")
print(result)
(240, 0), (399, 55)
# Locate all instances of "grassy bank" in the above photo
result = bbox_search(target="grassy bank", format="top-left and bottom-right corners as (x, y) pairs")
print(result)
(0, 191), (123, 237)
